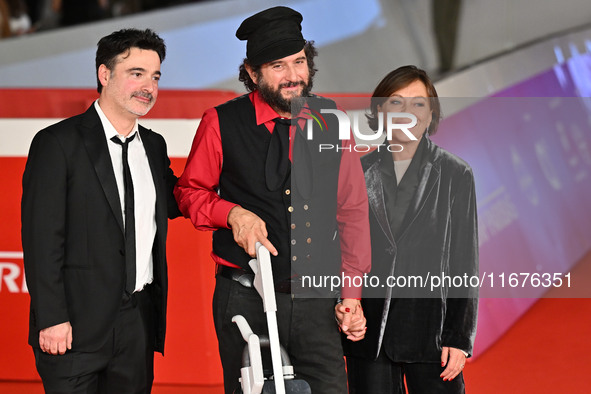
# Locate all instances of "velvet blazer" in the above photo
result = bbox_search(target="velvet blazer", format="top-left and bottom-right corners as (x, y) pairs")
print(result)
(345, 136), (479, 363)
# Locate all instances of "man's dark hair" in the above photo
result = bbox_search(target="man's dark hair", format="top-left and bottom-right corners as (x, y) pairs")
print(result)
(238, 41), (318, 92)
(95, 28), (166, 93)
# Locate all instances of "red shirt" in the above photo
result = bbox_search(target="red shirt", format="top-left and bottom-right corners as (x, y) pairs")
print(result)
(174, 91), (371, 298)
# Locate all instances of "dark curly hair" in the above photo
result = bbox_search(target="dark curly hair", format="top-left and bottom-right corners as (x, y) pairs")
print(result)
(238, 41), (318, 92)
(95, 28), (166, 94)
(367, 65), (441, 135)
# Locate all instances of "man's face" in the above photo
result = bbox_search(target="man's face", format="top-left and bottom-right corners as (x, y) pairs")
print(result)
(249, 49), (311, 115)
(98, 47), (161, 119)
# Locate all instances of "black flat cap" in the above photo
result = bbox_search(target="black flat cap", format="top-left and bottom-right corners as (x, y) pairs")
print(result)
(236, 6), (305, 66)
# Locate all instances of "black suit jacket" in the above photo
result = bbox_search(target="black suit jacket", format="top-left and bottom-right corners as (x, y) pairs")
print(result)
(22, 105), (180, 353)
(345, 136), (479, 362)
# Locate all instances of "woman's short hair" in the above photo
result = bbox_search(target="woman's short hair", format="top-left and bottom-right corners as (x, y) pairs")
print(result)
(367, 65), (441, 135)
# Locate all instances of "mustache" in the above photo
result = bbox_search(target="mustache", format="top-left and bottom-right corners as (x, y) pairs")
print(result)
(279, 81), (306, 89)
(132, 92), (153, 102)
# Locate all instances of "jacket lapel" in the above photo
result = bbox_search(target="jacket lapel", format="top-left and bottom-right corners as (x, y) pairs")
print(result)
(140, 127), (164, 229)
(363, 151), (396, 359)
(364, 138), (441, 360)
(78, 105), (124, 234)
(397, 137), (440, 242)
(365, 158), (395, 247)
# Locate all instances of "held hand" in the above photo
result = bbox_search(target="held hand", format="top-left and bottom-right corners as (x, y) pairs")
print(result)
(39, 321), (72, 355)
(227, 206), (278, 257)
(440, 346), (466, 381)
(335, 298), (366, 341)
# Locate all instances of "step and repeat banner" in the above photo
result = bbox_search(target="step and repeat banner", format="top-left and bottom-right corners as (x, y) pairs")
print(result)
(1, 50), (591, 384)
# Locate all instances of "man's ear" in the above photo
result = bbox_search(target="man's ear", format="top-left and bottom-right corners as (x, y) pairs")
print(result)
(98, 64), (110, 89)
(245, 63), (258, 85)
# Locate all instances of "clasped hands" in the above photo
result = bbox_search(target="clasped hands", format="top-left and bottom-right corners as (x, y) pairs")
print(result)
(335, 299), (366, 341)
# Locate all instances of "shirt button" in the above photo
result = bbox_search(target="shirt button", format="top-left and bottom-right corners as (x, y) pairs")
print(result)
(292, 256), (297, 261)
(291, 239), (296, 245)
(306, 222), (311, 228)
(288, 206), (294, 213)
(307, 238), (312, 244)
(303, 204), (309, 210)
(291, 223), (296, 229)
(285, 189), (291, 195)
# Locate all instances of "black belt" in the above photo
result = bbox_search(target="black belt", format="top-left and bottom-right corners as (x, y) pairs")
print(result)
(216, 265), (295, 294)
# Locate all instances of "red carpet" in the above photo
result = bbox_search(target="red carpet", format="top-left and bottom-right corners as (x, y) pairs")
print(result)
(465, 250), (591, 393)
(3, 252), (590, 394)
(466, 297), (590, 393)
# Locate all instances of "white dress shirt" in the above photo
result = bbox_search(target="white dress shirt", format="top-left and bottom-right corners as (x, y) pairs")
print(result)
(94, 100), (157, 292)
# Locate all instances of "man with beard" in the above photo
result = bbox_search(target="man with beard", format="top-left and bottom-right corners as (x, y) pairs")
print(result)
(174, 6), (371, 393)
(22, 28), (180, 393)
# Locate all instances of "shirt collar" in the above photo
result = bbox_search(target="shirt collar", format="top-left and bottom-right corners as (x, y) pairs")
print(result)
(251, 90), (281, 125)
(94, 100), (140, 143)
(251, 90), (313, 127)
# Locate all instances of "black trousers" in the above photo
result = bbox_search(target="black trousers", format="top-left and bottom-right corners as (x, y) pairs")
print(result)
(213, 275), (347, 394)
(347, 351), (465, 394)
(33, 288), (156, 394)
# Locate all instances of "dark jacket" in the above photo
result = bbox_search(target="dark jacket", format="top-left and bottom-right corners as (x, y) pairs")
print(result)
(22, 105), (180, 353)
(346, 136), (478, 362)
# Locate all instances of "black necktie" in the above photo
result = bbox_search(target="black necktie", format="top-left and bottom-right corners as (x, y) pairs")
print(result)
(292, 120), (313, 199)
(265, 118), (291, 191)
(111, 133), (136, 294)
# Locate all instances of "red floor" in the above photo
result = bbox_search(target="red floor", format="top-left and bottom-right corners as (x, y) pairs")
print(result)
(464, 249), (591, 393)
(3, 252), (589, 393)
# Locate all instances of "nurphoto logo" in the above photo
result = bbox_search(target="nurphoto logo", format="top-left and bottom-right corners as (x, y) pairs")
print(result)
(304, 109), (418, 152)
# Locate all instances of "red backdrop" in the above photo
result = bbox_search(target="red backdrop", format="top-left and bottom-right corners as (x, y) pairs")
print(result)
(0, 89), (240, 384)
(0, 88), (369, 384)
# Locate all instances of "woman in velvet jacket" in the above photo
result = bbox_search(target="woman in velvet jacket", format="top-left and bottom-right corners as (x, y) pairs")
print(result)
(344, 66), (478, 393)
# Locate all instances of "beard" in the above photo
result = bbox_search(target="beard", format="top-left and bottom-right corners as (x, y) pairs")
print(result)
(127, 91), (155, 116)
(257, 75), (313, 116)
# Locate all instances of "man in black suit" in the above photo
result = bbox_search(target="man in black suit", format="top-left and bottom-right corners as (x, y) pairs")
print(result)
(21, 28), (180, 393)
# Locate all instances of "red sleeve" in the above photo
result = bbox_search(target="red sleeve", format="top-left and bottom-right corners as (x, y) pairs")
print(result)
(174, 107), (238, 230)
(337, 136), (372, 299)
